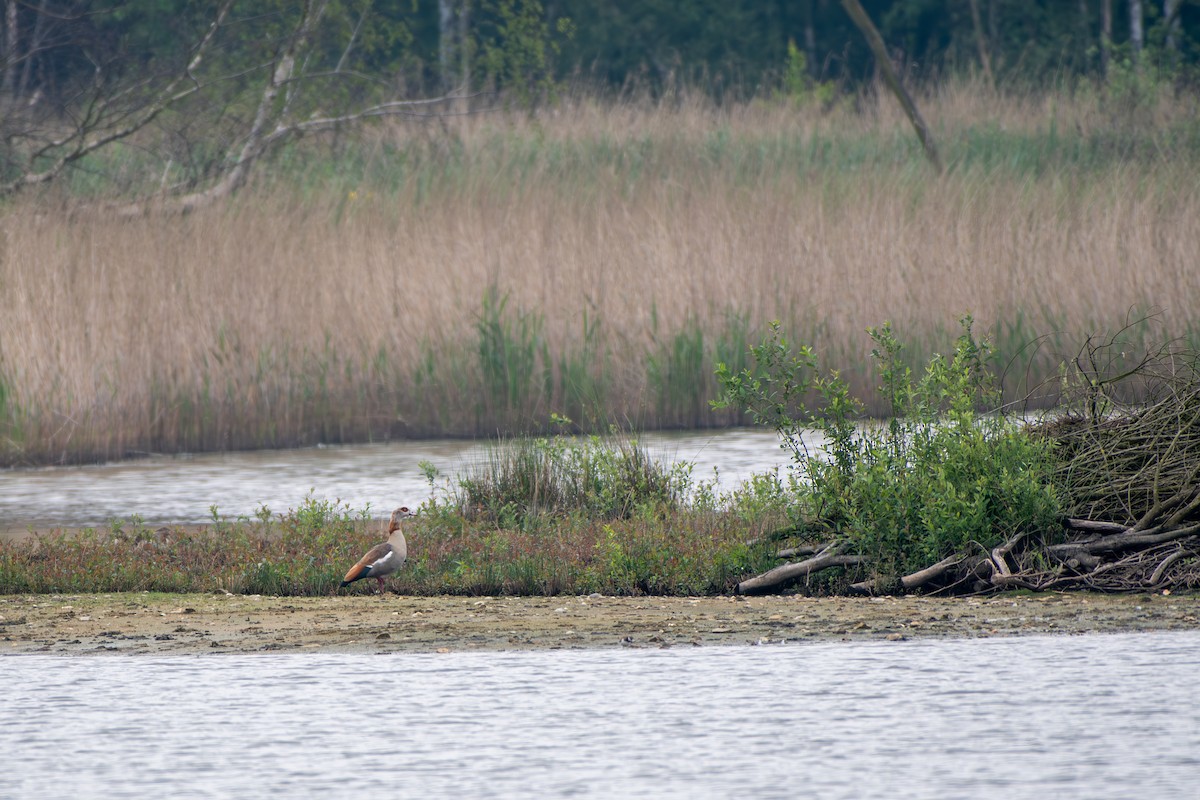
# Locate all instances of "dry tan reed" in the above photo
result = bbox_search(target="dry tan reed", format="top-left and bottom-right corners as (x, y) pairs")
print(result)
(2, 84), (1198, 464)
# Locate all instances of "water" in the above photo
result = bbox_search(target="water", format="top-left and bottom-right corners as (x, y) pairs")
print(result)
(0, 429), (789, 536)
(2, 631), (1198, 798)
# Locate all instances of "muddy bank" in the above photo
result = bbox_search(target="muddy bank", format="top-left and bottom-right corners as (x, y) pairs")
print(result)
(2, 591), (1198, 656)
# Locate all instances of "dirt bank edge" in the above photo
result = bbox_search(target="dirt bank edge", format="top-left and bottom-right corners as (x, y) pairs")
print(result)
(3, 591), (1199, 656)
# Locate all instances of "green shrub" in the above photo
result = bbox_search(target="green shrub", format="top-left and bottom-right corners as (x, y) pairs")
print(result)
(716, 317), (1060, 578)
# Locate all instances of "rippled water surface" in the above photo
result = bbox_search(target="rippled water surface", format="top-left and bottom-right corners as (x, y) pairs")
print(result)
(1, 429), (788, 535)
(3, 631), (1199, 799)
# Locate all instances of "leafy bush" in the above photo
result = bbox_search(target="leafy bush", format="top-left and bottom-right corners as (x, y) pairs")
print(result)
(716, 317), (1060, 578)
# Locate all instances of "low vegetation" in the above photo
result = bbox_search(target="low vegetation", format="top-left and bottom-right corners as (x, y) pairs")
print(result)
(0, 485), (780, 598)
(6, 320), (1200, 598)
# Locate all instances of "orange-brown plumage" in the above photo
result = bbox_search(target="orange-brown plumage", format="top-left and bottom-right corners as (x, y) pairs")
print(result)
(339, 506), (415, 595)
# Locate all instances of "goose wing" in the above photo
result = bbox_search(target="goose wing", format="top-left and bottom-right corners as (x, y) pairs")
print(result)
(342, 542), (397, 583)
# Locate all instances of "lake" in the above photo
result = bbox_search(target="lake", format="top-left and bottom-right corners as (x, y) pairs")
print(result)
(1, 429), (790, 535)
(2, 631), (1198, 798)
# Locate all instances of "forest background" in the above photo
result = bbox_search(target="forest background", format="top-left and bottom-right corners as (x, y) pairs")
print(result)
(4, 1), (1198, 101)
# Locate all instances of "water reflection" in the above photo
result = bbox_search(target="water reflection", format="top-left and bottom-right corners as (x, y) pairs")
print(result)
(1, 429), (790, 535)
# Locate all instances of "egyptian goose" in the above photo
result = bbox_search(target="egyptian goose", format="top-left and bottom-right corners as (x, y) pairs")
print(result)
(339, 506), (416, 595)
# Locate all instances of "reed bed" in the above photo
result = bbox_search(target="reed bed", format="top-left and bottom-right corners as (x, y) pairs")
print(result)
(2, 82), (1199, 465)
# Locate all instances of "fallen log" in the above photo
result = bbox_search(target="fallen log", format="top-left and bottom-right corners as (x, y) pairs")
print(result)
(901, 554), (967, 590)
(776, 545), (821, 559)
(740, 506), (1200, 597)
(1047, 521), (1200, 556)
(1064, 518), (1129, 535)
(848, 554), (965, 595)
(736, 546), (863, 595)
(1047, 546), (1104, 573)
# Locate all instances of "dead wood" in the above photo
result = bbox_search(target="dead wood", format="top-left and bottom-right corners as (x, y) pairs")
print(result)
(1150, 549), (1192, 586)
(848, 554), (965, 595)
(1064, 518), (1129, 535)
(736, 545), (863, 595)
(776, 545), (821, 559)
(738, 526), (1200, 597)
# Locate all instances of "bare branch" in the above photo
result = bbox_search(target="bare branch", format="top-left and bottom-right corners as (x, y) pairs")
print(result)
(336, 2), (371, 73)
(1064, 518), (1129, 535)
(1149, 548), (1191, 586)
(1, 0), (236, 197)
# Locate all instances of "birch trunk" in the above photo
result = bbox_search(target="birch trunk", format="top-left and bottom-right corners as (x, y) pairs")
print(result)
(2, 0), (15, 103)
(439, 0), (470, 115)
(1129, 0), (1144, 63)
(1101, 0), (1113, 76)
(1165, 0), (1182, 54)
(803, 0), (817, 73)
(459, 0), (471, 116)
(439, 0), (455, 92)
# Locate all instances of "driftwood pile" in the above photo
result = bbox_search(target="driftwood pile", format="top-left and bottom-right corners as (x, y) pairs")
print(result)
(737, 343), (1200, 596)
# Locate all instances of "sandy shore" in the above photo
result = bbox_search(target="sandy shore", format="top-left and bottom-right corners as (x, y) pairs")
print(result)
(2, 591), (1198, 656)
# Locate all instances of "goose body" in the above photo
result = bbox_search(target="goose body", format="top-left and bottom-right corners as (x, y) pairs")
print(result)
(340, 506), (416, 595)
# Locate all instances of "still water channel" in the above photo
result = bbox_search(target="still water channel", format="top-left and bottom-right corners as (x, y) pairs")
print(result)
(0, 429), (788, 535)
(3, 631), (1199, 798)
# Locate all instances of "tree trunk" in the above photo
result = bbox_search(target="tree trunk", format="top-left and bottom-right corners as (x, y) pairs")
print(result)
(1165, 0), (1182, 55)
(1101, 0), (1113, 76)
(459, 0), (471, 115)
(439, 0), (455, 93)
(2, 0), (15, 103)
(1129, 0), (1144, 64)
(15, 0), (44, 102)
(440, 0), (470, 114)
(803, 0), (817, 74)
(1078, 0), (1091, 70)
(839, 0), (943, 173)
(967, 0), (995, 87)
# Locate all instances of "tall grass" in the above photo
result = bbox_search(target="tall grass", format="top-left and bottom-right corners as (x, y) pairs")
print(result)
(456, 433), (692, 527)
(2, 80), (1200, 465)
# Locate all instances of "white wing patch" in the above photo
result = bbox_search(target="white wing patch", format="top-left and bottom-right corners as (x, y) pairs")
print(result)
(370, 550), (395, 570)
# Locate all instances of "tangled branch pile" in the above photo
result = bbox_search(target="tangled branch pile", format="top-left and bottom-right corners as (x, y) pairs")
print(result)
(1026, 344), (1200, 592)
